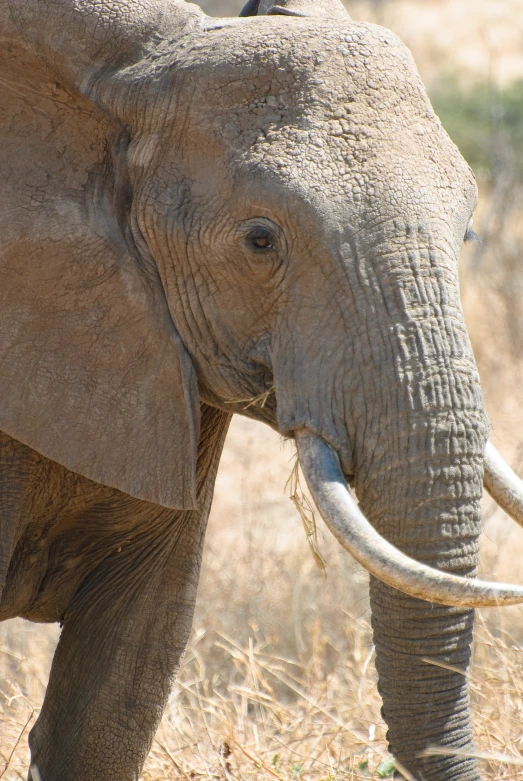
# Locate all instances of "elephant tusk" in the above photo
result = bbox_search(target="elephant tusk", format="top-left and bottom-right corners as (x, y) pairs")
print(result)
(484, 441), (523, 528)
(295, 429), (523, 608)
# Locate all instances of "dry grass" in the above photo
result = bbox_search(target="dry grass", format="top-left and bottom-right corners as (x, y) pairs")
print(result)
(3, 1), (523, 780)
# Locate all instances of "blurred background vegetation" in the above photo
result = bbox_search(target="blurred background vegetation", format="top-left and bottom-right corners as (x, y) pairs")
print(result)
(431, 77), (523, 181)
(2, 2), (523, 780)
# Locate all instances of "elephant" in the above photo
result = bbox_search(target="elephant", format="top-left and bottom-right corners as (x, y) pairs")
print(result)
(1, 0), (523, 778)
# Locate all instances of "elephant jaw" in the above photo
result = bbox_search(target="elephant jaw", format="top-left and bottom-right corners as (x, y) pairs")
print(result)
(295, 429), (523, 608)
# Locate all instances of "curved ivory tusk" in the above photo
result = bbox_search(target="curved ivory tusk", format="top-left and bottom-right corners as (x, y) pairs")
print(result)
(295, 430), (523, 607)
(484, 441), (523, 528)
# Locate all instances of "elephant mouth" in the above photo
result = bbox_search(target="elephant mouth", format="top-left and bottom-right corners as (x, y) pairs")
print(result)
(295, 428), (523, 608)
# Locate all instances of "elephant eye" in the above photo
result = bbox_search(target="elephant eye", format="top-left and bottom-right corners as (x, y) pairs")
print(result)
(247, 227), (275, 251)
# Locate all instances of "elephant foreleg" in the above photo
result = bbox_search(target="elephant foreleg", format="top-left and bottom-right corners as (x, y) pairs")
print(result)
(28, 406), (231, 781)
(27, 505), (205, 781)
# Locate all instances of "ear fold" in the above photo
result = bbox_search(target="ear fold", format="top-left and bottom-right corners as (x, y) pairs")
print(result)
(240, 0), (350, 19)
(0, 5), (202, 509)
(7, 0), (204, 92)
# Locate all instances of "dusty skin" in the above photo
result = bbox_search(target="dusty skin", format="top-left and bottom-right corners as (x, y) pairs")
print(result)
(1, 1), (523, 780)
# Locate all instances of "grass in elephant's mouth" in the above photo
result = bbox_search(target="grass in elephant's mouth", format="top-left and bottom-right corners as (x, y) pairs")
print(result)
(225, 386), (275, 410)
(285, 457), (328, 577)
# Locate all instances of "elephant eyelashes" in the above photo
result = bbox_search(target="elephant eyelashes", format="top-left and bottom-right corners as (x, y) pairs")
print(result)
(246, 227), (275, 251)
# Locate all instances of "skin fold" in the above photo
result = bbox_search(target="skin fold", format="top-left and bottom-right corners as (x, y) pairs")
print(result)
(0, 1), (489, 779)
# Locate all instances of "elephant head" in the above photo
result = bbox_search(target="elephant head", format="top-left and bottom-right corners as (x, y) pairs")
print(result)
(2, 0), (523, 778)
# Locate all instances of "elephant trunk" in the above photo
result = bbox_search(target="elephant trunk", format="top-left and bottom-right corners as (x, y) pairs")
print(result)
(297, 429), (483, 779)
(285, 231), (492, 778)
(356, 397), (485, 779)
(371, 586), (477, 780)
(291, 416), (484, 778)
(361, 411), (482, 779)
(274, 218), (507, 778)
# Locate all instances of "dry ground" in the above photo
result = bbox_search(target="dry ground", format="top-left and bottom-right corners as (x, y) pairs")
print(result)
(2, 1), (523, 779)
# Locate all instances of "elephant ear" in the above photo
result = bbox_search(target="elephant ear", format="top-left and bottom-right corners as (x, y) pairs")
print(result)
(240, 0), (350, 19)
(0, 1), (206, 509)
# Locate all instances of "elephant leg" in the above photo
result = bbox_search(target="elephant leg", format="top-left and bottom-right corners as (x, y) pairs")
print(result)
(27, 506), (203, 780)
(28, 406), (230, 781)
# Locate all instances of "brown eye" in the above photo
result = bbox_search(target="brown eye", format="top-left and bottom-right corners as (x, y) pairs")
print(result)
(247, 227), (274, 251)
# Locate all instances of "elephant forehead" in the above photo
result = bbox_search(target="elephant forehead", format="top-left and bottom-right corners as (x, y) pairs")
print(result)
(220, 106), (474, 233)
(238, 102), (475, 213)
(178, 20), (473, 199)
(178, 19), (423, 117)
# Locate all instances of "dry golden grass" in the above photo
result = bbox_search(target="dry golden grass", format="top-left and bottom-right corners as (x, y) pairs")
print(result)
(2, 2), (523, 780)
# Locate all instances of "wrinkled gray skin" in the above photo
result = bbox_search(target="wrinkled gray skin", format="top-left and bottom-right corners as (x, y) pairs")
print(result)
(0, 1), (486, 779)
